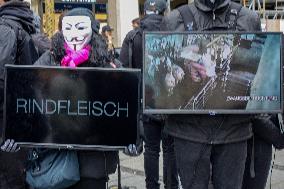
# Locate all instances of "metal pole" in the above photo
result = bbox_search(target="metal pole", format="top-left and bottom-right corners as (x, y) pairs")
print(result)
(117, 157), (122, 189)
(263, 0), (266, 19)
(167, 0), (171, 12)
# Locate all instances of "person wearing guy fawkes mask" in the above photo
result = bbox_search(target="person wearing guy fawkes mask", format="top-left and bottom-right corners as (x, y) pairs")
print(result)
(34, 8), (118, 189)
(160, 0), (261, 189)
(119, 0), (179, 189)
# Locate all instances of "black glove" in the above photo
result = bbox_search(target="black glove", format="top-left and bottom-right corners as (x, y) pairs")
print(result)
(1, 139), (20, 153)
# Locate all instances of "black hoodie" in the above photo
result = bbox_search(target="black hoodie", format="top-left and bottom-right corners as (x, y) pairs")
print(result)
(0, 0), (36, 34)
(161, 0), (261, 32)
(140, 14), (164, 32)
(0, 0), (38, 135)
(160, 0), (261, 144)
(0, 3), (38, 189)
(0, 0), (38, 69)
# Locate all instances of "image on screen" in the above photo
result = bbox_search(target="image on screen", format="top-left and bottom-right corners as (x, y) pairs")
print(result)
(143, 32), (282, 114)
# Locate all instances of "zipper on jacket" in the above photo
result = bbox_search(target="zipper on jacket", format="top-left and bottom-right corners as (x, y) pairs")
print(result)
(213, 10), (216, 21)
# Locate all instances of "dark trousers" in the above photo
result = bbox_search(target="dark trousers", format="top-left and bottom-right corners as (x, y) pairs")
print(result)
(67, 177), (107, 189)
(0, 151), (28, 189)
(174, 138), (247, 189)
(143, 121), (179, 189)
(242, 136), (272, 189)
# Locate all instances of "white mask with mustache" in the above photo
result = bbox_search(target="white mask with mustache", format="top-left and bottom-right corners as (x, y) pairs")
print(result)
(62, 16), (92, 51)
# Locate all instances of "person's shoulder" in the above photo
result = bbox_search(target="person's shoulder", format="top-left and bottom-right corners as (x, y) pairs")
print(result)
(0, 22), (16, 35)
(0, 23), (17, 44)
(129, 28), (142, 36)
(238, 5), (259, 19)
(32, 33), (51, 52)
(164, 9), (182, 23)
(124, 28), (142, 42)
(164, 9), (181, 24)
(161, 9), (184, 31)
(34, 50), (55, 66)
(237, 5), (261, 31)
(127, 29), (139, 37)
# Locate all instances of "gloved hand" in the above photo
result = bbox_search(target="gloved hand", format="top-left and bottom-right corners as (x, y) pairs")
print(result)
(1, 139), (20, 152)
(123, 142), (143, 157)
(124, 144), (138, 156)
(123, 116), (144, 156)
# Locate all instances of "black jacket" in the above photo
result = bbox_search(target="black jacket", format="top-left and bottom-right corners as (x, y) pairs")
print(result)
(161, 0), (261, 144)
(252, 114), (284, 149)
(161, 0), (261, 32)
(34, 33), (118, 179)
(0, 0), (38, 134)
(0, 2), (38, 189)
(119, 14), (164, 69)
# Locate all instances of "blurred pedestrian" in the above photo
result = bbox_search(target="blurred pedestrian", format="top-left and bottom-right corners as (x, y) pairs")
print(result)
(119, 0), (179, 188)
(33, 8), (119, 189)
(0, 0), (39, 188)
(161, 0), (261, 188)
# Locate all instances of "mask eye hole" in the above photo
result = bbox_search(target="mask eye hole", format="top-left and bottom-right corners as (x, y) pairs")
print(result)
(77, 26), (87, 30)
(65, 27), (71, 30)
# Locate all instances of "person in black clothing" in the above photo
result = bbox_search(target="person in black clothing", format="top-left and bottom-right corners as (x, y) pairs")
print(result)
(0, 0), (39, 188)
(241, 34), (284, 189)
(119, 1), (179, 189)
(242, 114), (284, 189)
(101, 25), (119, 65)
(161, 0), (261, 188)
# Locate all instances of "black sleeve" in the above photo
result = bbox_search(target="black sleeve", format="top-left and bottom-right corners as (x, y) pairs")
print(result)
(252, 115), (284, 150)
(132, 33), (143, 69)
(34, 51), (54, 66)
(0, 25), (17, 69)
(119, 32), (131, 68)
(0, 25), (17, 121)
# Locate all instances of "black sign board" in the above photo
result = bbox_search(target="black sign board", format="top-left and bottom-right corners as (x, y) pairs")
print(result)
(4, 65), (141, 150)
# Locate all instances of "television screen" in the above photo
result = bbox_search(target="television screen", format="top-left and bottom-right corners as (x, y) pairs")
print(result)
(143, 32), (282, 114)
(4, 65), (141, 149)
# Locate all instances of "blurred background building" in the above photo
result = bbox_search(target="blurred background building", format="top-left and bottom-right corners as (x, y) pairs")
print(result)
(27, 0), (284, 47)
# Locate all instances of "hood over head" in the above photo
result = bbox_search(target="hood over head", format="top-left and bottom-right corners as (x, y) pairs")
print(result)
(140, 14), (164, 31)
(144, 0), (167, 15)
(194, 0), (230, 11)
(0, 0), (36, 34)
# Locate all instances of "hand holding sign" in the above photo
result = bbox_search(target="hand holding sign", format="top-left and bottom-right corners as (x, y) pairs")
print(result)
(1, 139), (20, 153)
(123, 143), (143, 157)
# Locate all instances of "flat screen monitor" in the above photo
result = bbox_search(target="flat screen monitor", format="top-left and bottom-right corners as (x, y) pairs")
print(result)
(143, 32), (282, 114)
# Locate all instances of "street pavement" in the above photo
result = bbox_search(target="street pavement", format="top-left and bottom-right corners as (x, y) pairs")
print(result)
(108, 148), (284, 189)
(266, 149), (284, 189)
(108, 151), (162, 189)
